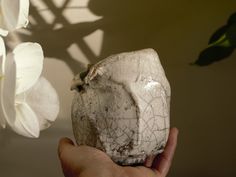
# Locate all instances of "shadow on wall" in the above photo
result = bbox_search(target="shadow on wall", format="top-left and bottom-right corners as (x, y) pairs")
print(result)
(12, 0), (182, 75)
(16, 0), (101, 74)
(8, 0), (236, 73)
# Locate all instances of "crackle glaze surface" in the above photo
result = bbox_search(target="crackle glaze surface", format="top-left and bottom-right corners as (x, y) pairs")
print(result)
(71, 49), (171, 165)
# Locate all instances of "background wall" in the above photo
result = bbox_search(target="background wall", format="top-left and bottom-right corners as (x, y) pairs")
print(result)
(1, 0), (236, 176)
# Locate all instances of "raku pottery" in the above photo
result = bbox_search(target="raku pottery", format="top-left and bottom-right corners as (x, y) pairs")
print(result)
(71, 49), (170, 165)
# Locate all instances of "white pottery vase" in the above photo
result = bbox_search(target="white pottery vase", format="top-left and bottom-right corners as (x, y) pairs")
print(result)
(71, 48), (171, 165)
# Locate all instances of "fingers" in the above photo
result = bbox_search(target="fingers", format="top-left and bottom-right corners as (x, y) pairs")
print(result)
(144, 155), (155, 168)
(58, 137), (75, 160)
(58, 137), (79, 177)
(153, 127), (178, 177)
(58, 138), (112, 175)
(58, 137), (75, 149)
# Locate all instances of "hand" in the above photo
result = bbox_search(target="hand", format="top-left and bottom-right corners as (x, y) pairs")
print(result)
(58, 127), (178, 177)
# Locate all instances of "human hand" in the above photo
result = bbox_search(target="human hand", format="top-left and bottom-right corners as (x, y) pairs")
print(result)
(58, 127), (178, 177)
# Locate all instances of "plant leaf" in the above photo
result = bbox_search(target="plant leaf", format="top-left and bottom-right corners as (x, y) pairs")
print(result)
(194, 46), (234, 66)
(208, 25), (228, 45)
(226, 24), (236, 47)
(227, 12), (236, 25)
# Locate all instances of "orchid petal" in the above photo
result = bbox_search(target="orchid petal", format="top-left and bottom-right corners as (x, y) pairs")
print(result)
(13, 42), (44, 94)
(25, 77), (59, 130)
(2, 51), (40, 138)
(13, 102), (40, 138)
(0, 36), (5, 60)
(0, 55), (6, 128)
(0, 37), (6, 128)
(1, 53), (16, 129)
(1, 0), (29, 31)
(0, 28), (8, 37)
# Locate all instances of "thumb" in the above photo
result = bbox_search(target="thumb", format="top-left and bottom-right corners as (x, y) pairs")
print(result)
(58, 137), (75, 160)
(58, 137), (76, 167)
(58, 137), (80, 177)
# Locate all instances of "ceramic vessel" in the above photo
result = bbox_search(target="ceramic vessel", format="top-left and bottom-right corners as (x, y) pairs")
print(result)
(71, 48), (171, 165)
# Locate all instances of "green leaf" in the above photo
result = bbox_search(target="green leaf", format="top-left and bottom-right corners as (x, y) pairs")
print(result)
(227, 12), (236, 25)
(194, 46), (234, 66)
(226, 24), (236, 47)
(208, 34), (231, 48)
(209, 25), (228, 44)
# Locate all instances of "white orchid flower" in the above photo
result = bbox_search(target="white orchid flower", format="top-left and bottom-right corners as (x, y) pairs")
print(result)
(0, 0), (29, 36)
(0, 37), (60, 138)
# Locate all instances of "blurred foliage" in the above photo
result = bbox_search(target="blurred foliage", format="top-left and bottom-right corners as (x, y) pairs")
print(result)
(194, 12), (236, 66)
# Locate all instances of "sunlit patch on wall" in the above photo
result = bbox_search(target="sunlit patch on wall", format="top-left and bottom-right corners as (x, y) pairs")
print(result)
(51, 0), (67, 8)
(28, 15), (37, 26)
(84, 29), (104, 57)
(31, 0), (48, 10)
(63, 7), (102, 24)
(38, 9), (56, 24)
(67, 43), (90, 67)
(67, 0), (90, 7)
